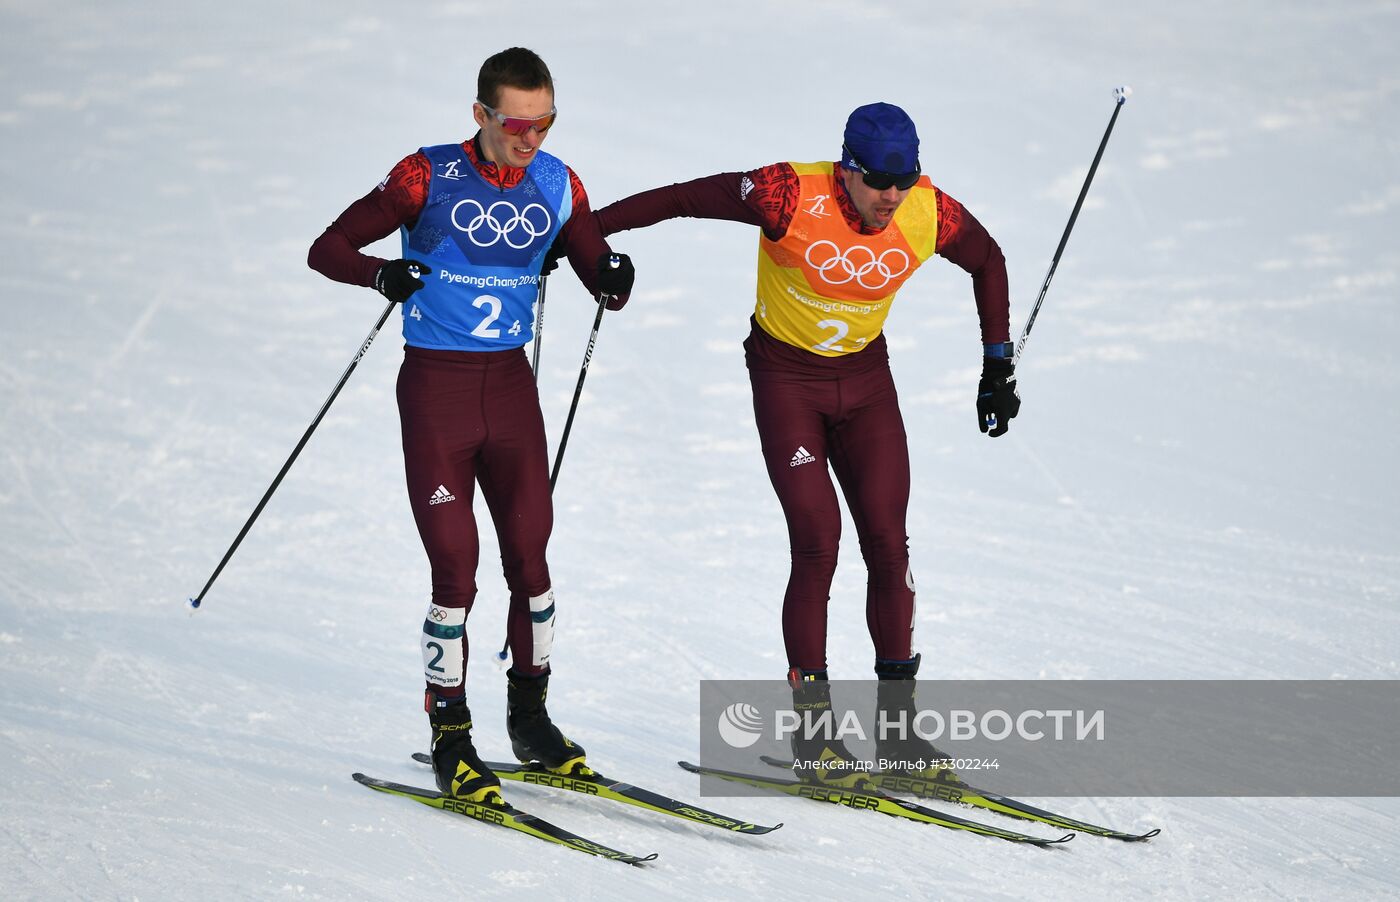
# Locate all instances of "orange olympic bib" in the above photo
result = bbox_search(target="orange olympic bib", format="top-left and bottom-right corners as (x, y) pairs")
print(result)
(754, 162), (938, 357)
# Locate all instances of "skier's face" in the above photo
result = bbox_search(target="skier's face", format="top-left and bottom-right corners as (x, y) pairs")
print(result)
(839, 166), (911, 231)
(473, 85), (556, 169)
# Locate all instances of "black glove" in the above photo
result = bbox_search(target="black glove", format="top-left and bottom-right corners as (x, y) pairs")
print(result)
(596, 253), (634, 311)
(977, 353), (1021, 437)
(538, 234), (568, 277)
(374, 259), (429, 304)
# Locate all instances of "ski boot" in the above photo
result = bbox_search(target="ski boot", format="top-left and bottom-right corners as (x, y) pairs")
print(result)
(787, 668), (873, 791)
(426, 692), (503, 804)
(506, 668), (590, 775)
(874, 655), (956, 781)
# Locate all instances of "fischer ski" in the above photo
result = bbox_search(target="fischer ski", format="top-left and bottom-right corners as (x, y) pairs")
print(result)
(759, 755), (1159, 842)
(352, 773), (657, 865)
(678, 761), (1072, 847)
(410, 751), (781, 835)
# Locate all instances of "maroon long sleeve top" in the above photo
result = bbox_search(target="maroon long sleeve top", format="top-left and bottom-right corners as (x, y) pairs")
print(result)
(594, 163), (1009, 344)
(308, 135), (623, 303)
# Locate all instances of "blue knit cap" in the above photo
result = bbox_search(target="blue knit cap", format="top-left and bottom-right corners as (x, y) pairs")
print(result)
(840, 102), (920, 175)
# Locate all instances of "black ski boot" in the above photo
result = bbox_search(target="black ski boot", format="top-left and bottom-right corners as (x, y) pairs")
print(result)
(506, 668), (589, 775)
(874, 655), (954, 779)
(426, 693), (503, 804)
(787, 668), (873, 790)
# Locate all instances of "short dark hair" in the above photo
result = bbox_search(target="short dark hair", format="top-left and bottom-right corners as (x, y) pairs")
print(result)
(477, 47), (554, 108)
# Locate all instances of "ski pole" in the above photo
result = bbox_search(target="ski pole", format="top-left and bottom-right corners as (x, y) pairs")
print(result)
(530, 275), (548, 379)
(497, 256), (619, 660)
(549, 261), (617, 490)
(1015, 86), (1131, 366)
(188, 298), (399, 610)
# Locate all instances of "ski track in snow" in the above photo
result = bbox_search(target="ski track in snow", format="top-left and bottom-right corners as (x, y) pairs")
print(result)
(3, 1), (1399, 899)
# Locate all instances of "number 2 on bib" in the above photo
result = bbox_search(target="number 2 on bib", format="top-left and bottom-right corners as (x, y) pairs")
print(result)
(813, 318), (848, 353)
(471, 295), (502, 338)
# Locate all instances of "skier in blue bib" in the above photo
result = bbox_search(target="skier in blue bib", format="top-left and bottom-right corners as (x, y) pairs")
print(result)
(309, 47), (634, 802)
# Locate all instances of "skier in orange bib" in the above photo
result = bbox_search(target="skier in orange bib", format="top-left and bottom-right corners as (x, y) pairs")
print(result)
(596, 103), (1018, 785)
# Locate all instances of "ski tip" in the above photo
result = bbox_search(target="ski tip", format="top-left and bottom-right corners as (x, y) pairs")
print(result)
(1133, 827), (1162, 841)
(1047, 831), (1076, 846)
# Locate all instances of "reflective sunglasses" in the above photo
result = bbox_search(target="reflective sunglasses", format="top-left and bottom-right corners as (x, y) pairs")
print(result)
(479, 102), (558, 136)
(844, 144), (921, 191)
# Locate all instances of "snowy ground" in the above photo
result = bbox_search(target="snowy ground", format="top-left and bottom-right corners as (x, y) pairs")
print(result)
(3, 1), (1398, 899)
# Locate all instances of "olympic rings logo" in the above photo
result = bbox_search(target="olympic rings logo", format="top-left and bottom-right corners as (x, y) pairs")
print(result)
(804, 240), (910, 290)
(450, 199), (552, 249)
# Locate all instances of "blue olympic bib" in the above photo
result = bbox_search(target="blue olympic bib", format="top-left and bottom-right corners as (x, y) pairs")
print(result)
(399, 143), (572, 351)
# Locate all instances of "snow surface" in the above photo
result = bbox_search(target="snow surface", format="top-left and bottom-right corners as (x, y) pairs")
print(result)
(3, 1), (1399, 899)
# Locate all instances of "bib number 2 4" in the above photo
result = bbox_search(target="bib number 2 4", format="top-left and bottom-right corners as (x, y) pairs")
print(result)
(470, 294), (522, 340)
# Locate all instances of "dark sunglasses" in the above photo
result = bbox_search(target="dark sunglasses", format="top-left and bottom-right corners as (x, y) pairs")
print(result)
(844, 144), (921, 191)
(479, 102), (558, 136)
